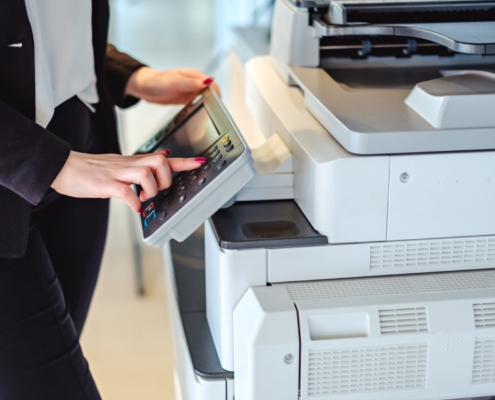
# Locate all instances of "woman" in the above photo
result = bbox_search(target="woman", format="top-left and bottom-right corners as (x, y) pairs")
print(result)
(0, 1), (219, 398)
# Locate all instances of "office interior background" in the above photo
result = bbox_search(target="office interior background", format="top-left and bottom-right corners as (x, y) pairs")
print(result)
(81, 0), (272, 399)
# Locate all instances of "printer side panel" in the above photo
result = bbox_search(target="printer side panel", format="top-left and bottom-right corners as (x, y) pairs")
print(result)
(234, 286), (299, 400)
(388, 151), (495, 241)
(307, 156), (390, 243)
(205, 221), (267, 372)
(270, 0), (319, 68)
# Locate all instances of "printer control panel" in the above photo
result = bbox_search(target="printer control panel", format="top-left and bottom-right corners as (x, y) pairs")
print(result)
(135, 88), (254, 246)
(140, 133), (245, 233)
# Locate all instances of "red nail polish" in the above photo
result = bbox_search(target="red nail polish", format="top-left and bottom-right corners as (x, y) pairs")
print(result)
(203, 77), (214, 85)
(194, 157), (207, 163)
(139, 207), (144, 214)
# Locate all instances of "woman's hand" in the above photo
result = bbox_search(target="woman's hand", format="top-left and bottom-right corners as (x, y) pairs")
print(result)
(51, 150), (206, 212)
(125, 67), (221, 105)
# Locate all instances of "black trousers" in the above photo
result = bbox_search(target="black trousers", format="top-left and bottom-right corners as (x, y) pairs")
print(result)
(0, 97), (107, 399)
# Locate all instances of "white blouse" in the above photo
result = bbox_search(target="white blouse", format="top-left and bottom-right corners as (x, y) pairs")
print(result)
(25, 0), (99, 128)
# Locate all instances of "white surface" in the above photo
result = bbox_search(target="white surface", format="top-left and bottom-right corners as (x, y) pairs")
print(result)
(234, 286), (299, 400)
(222, 49), (295, 202)
(406, 71), (495, 129)
(203, 231), (495, 370)
(387, 151), (495, 241)
(25, 0), (98, 127)
(246, 56), (390, 243)
(246, 56), (495, 243)
(236, 172), (295, 201)
(270, 0), (319, 68)
(250, 133), (292, 176)
(205, 221), (267, 371)
(237, 133), (295, 201)
(268, 234), (495, 282)
(280, 270), (495, 399)
(269, 0), (495, 154)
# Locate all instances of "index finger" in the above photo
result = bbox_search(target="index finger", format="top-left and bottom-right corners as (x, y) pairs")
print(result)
(168, 157), (206, 173)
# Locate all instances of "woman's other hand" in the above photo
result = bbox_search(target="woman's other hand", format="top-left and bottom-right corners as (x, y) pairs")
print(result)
(125, 67), (221, 105)
(51, 150), (206, 212)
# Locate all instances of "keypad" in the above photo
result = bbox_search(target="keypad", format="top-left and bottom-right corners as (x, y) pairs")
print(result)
(141, 132), (244, 233)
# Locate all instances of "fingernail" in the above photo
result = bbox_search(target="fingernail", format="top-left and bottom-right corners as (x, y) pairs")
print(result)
(203, 77), (214, 85)
(194, 157), (207, 163)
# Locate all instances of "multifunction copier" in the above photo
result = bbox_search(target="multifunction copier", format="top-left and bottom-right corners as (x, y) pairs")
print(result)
(163, 1), (495, 399)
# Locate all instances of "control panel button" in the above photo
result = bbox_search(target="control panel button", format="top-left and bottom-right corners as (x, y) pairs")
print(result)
(158, 210), (167, 220)
(178, 194), (186, 204)
(210, 149), (220, 159)
(200, 164), (210, 173)
(225, 143), (234, 152)
(208, 145), (218, 154)
(177, 185), (186, 194)
(188, 174), (197, 182)
(216, 159), (227, 170)
(144, 209), (156, 227)
(198, 178), (206, 186)
(223, 140), (232, 148)
(143, 203), (155, 215)
(212, 154), (222, 164)
(221, 135), (230, 144)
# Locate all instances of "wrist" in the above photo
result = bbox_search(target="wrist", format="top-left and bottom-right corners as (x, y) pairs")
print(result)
(125, 66), (158, 99)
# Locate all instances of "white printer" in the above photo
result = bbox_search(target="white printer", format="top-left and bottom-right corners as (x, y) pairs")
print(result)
(163, 2), (495, 400)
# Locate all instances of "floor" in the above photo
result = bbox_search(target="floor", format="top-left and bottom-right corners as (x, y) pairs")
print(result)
(80, 1), (216, 399)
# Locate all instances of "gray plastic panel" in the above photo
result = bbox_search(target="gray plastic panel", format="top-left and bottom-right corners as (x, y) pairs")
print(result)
(210, 200), (327, 250)
(392, 22), (495, 54)
(170, 227), (234, 379)
(314, 19), (495, 55)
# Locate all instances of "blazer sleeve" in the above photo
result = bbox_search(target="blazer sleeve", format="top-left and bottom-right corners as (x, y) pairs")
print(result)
(104, 44), (147, 109)
(0, 99), (71, 206)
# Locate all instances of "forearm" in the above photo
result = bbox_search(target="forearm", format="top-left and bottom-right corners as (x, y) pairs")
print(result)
(0, 100), (71, 205)
(104, 44), (147, 108)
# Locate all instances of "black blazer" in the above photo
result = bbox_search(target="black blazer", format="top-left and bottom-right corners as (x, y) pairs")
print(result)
(0, 0), (145, 258)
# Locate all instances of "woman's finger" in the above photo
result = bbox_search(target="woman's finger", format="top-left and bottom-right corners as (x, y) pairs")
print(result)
(150, 155), (173, 191)
(115, 166), (158, 202)
(131, 154), (173, 191)
(168, 157), (206, 173)
(108, 182), (142, 213)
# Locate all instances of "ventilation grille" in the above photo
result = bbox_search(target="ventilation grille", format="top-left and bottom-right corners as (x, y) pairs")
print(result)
(370, 237), (495, 269)
(473, 338), (495, 384)
(308, 344), (428, 395)
(474, 303), (495, 329)
(379, 308), (429, 335)
(285, 270), (495, 301)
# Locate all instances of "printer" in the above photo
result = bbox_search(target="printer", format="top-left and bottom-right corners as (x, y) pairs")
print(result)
(163, 1), (495, 399)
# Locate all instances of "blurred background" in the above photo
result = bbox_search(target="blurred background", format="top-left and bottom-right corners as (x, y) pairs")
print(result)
(80, 0), (272, 399)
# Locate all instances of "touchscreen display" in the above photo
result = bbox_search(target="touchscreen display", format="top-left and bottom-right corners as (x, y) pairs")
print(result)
(156, 107), (220, 159)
